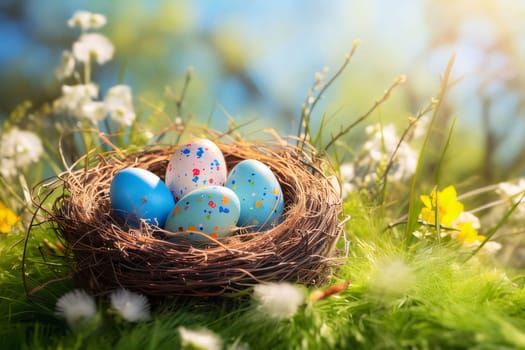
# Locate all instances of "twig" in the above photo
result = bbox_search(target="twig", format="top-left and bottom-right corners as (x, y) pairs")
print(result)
(298, 40), (360, 151)
(466, 191), (525, 261)
(175, 67), (193, 118)
(379, 98), (435, 203)
(322, 75), (407, 154)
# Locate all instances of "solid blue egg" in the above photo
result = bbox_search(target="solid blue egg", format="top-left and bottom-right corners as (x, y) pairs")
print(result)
(164, 186), (240, 241)
(110, 167), (175, 228)
(225, 159), (284, 230)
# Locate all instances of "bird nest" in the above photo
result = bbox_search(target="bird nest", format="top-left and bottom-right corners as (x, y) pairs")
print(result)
(33, 139), (346, 297)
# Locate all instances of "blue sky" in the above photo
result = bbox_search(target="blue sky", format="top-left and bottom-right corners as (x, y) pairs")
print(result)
(1, 0), (524, 160)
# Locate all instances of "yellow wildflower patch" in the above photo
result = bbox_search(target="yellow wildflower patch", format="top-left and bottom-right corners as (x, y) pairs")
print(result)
(419, 185), (463, 226)
(453, 221), (486, 245)
(0, 202), (19, 234)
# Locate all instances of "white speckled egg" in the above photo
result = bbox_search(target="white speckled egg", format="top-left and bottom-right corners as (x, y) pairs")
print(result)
(165, 139), (227, 202)
(164, 186), (240, 241)
(225, 159), (284, 230)
(110, 167), (175, 228)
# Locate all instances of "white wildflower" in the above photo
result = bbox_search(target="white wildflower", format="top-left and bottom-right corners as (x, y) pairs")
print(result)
(0, 128), (43, 177)
(364, 124), (399, 159)
(55, 50), (76, 80)
(253, 282), (305, 320)
(53, 83), (102, 124)
(68, 11), (107, 31)
(54, 83), (99, 111)
(109, 289), (151, 322)
(73, 33), (114, 65)
(497, 178), (525, 199)
(340, 163), (354, 182)
(104, 85), (136, 126)
(497, 179), (525, 216)
(178, 327), (222, 350)
(339, 163), (355, 198)
(371, 258), (415, 295)
(356, 123), (418, 187)
(81, 101), (106, 124)
(341, 183), (354, 198)
(55, 289), (97, 330)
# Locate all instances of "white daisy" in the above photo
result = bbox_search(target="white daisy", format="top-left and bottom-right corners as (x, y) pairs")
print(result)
(81, 101), (107, 125)
(67, 11), (107, 31)
(104, 85), (136, 126)
(253, 282), (305, 320)
(53, 83), (102, 124)
(0, 128), (43, 178)
(73, 33), (114, 65)
(55, 289), (97, 330)
(109, 289), (151, 322)
(178, 326), (222, 350)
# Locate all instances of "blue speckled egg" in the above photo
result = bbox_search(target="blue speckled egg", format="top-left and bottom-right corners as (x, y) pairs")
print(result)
(110, 167), (175, 228)
(165, 139), (227, 202)
(225, 159), (284, 230)
(164, 186), (240, 241)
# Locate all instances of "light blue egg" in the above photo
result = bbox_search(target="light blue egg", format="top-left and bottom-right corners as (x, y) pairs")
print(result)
(110, 167), (175, 228)
(225, 159), (284, 230)
(164, 186), (240, 241)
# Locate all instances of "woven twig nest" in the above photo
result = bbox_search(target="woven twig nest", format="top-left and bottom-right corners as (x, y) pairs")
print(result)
(38, 138), (345, 297)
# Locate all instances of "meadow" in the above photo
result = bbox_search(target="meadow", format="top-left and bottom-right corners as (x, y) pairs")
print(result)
(1, 8), (525, 350)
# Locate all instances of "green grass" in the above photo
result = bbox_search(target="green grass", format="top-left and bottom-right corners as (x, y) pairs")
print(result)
(2, 190), (525, 350)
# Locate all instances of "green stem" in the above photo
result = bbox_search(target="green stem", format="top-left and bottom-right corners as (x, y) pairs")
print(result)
(404, 54), (455, 247)
(0, 175), (28, 209)
(84, 59), (91, 84)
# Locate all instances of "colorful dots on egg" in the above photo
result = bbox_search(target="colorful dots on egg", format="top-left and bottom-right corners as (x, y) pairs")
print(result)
(164, 186), (240, 241)
(165, 139), (227, 202)
(225, 159), (284, 230)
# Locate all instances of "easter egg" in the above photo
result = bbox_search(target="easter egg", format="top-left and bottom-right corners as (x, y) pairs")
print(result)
(165, 139), (227, 202)
(225, 159), (284, 229)
(110, 167), (175, 228)
(164, 186), (240, 241)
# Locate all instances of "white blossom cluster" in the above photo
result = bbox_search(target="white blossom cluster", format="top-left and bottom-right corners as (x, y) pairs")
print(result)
(0, 127), (43, 178)
(53, 11), (135, 127)
(339, 123), (420, 197)
(178, 327), (223, 350)
(252, 282), (305, 320)
(55, 288), (151, 330)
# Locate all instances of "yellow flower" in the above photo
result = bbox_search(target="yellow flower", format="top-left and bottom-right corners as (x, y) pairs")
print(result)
(454, 221), (486, 244)
(0, 202), (19, 234)
(419, 185), (464, 227)
(452, 212), (485, 244)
